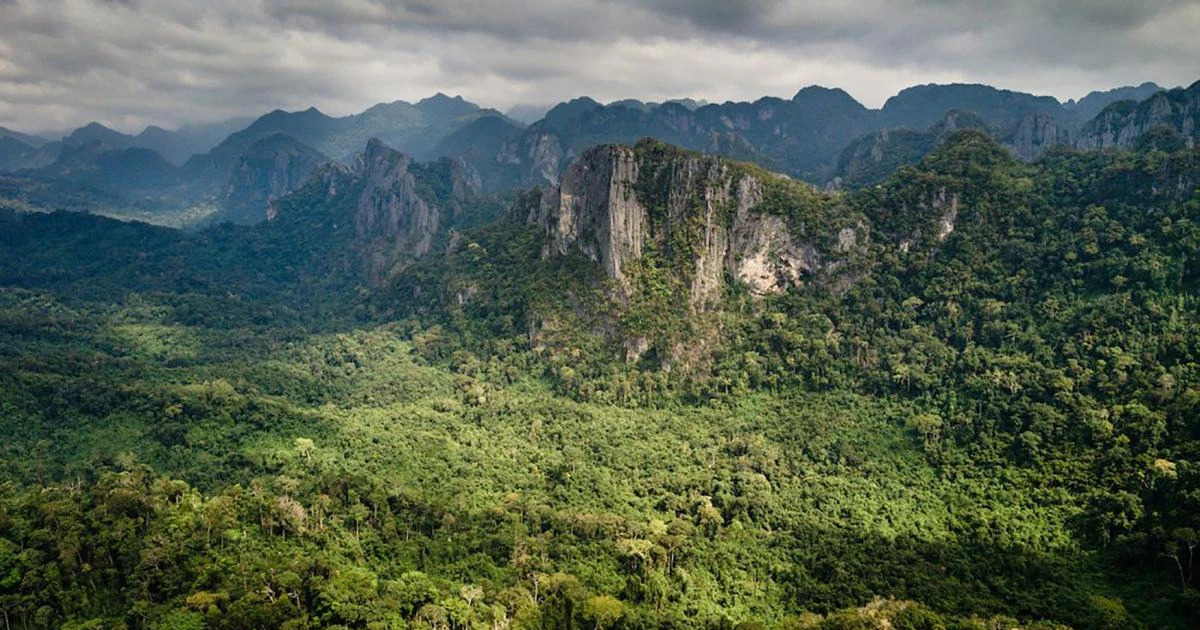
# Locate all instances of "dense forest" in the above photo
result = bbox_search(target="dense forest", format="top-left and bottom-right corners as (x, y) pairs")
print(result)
(1, 132), (1198, 629)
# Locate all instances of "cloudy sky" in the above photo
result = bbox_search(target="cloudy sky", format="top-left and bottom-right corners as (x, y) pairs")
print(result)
(1, 0), (1198, 134)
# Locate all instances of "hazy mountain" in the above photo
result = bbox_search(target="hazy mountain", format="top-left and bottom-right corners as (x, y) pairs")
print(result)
(0, 126), (49, 148)
(1065, 81), (1165, 122)
(8, 79), (1199, 222)
(505, 103), (553, 124)
(61, 120), (241, 166)
(215, 133), (328, 225)
(183, 95), (512, 197)
(879, 83), (1063, 130)
(1076, 79), (1200, 151)
(834, 110), (990, 188)
(176, 115), (258, 152)
(0, 136), (40, 171)
(38, 140), (181, 193)
(497, 86), (877, 187)
(63, 122), (138, 149)
(430, 114), (525, 189)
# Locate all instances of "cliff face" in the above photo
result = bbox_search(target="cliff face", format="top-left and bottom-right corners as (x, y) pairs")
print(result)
(219, 134), (326, 224)
(531, 142), (862, 310)
(272, 138), (481, 284)
(1076, 81), (1200, 150)
(354, 139), (481, 280)
(1005, 112), (1068, 161)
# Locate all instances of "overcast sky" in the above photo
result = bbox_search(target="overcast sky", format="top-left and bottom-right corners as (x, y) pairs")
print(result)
(1, 0), (1198, 134)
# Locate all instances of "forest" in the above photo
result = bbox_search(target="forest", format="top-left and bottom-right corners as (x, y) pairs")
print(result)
(0, 132), (1198, 629)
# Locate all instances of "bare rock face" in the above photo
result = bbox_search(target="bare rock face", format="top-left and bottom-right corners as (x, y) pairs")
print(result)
(220, 133), (326, 224)
(1076, 82), (1200, 150)
(354, 139), (441, 280)
(497, 131), (565, 186)
(898, 187), (960, 254)
(1005, 112), (1067, 161)
(532, 142), (859, 310)
(538, 145), (645, 280)
(273, 138), (481, 284)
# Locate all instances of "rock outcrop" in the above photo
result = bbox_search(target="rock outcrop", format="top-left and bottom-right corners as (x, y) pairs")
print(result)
(272, 138), (481, 284)
(1076, 81), (1200, 150)
(531, 141), (862, 309)
(1005, 112), (1068, 161)
(219, 134), (326, 224)
(833, 111), (989, 188)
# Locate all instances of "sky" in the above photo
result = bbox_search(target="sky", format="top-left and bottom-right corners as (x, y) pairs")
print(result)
(1, 0), (1198, 135)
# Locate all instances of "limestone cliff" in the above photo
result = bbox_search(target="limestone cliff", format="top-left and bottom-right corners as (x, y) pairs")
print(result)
(271, 138), (481, 284)
(1076, 81), (1199, 150)
(531, 141), (863, 310)
(219, 134), (326, 224)
(1005, 112), (1068, 161)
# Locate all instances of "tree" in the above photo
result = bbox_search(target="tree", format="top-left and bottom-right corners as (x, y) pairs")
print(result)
(583, 595), (624, 630)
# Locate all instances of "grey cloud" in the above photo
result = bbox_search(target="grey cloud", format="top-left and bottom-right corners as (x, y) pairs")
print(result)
(0, 0), (1197, 134)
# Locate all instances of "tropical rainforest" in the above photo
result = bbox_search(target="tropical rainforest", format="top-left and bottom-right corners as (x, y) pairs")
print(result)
(1, 117), (1199, 630)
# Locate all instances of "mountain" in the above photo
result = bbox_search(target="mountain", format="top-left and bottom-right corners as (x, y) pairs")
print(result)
(1, 131), (1199, 630)
(183, 107), (345, 189)
(879, 83), (1063, 130)
(496, 86), (878, 187)
(833, 110), (990, 187)
(7, 80), (1199, 226)
(271, 138), (483, 283)
(1076, 79), (1200, 150)
(494, 81), (1164, 190)
(183, 95), (511, 198)
(214, 133), (328, 225)
(0, 136), (40, 171)
(37, 140), (181, 193)
(1065, 81), (1165, 121)
(0, 126), (48, 147)
(61, 121), (232, 166)
(176, 115), (258, 152)
(64, 121), (138, 149)
(505, 103), (553, 124)
(529, 140), (861, 316)
(430, 114), (525, 189)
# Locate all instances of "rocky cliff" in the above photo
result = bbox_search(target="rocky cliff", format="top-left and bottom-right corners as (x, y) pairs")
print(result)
(272, 138), (481, 284)
(530, 140), (863, 310)
(218, 133), (326, 224)
(1076, 81), (1200, 150)
(833, 110), (989, 188)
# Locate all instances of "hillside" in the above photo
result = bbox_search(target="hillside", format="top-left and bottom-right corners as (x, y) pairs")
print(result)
(1, 132), (1197, 629)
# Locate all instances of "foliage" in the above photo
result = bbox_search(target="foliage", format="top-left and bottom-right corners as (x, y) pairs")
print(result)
(1, 135), (1199, 628)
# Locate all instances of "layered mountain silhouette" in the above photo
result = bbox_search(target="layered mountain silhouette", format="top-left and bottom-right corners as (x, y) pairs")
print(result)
(1, 81), (1196, 225)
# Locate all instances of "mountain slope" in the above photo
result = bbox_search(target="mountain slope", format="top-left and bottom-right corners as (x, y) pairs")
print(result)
(1076, 80), (1200, 150)
(0, 133), (1198, 629)
(497, 86), (878, 187)
(214, 133), (328, 224)
(0, 126), (48, 148)
(270, 138), (484, 283)
(1065, 81), (1164, 121)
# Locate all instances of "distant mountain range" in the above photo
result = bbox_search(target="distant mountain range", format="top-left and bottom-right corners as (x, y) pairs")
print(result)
(0, 80), (1197, 225)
